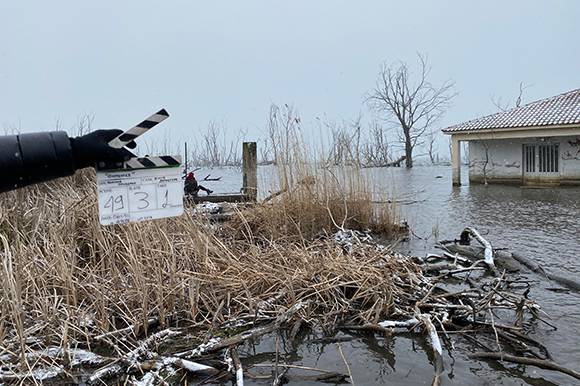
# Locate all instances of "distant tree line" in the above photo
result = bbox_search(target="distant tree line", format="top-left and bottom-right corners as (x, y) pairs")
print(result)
(183, 54), (457, 168)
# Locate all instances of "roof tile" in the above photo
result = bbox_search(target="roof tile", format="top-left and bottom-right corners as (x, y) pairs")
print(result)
(442, 88), (580, 133)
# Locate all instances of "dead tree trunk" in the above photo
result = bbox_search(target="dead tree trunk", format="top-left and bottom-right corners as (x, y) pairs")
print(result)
(404, 131), (413, 168)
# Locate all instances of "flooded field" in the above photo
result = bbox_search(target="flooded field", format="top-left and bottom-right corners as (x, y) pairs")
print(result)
(196, 164), (580, 385)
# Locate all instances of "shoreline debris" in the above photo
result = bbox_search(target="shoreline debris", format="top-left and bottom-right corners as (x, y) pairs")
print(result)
(1, 169), (575, 384)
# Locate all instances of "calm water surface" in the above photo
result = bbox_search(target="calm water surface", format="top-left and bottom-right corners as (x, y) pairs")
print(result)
(197, 165), (580, 386)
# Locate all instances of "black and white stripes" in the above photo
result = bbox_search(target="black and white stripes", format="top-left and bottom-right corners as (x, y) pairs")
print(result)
(108, 109), (170, 149)
(124, 155), (182, 169)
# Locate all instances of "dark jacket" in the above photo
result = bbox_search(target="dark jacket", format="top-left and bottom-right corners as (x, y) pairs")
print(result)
(184, 176), (199, 194)
(0, 131), (75, 193)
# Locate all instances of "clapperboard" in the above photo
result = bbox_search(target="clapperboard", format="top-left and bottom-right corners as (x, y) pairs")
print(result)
(96, 109), (184, 225)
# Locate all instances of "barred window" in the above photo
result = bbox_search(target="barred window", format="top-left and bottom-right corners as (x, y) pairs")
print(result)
(538, 144), (559, 173)
(524, 144), (535, 173)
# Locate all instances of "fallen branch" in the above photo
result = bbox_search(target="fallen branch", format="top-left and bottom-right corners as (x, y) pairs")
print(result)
(468, 352), (580, 381)
(88, 329), (181, 385)
(272, 367), (288, 386)
(202, 174), (222, 181)
(379, 318), (419, 329)
(511, 252), (580, 292)
(417, 314), (444, 386)
(336, 343), (355, 385)
(230, 347), (244, 386)
(94, 317), (159, 341)
(462, 227), (495, 269)
(126, 329), (181, 365)
(384, 155), (406, 167)
(175, 301), (308, 359)
(252, 363), (347, 375)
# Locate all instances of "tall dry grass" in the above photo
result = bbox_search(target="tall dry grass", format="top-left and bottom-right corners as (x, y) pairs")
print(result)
(0, 123), (406, 379)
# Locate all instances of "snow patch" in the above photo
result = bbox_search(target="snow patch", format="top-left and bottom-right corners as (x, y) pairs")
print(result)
(132, 371), (156, 386)
(378, 318), (419, 328)
(194, 203), (222, 214)
(32, 365), (63, 381)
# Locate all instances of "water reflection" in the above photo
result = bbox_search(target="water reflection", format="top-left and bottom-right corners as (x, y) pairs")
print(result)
(196, 165), (580, 385)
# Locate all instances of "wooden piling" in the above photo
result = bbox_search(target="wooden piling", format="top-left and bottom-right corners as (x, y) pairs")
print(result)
(242, 142), (257, 201)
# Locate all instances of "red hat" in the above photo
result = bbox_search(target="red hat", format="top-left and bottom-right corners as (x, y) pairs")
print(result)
(186, 172), (194, 180)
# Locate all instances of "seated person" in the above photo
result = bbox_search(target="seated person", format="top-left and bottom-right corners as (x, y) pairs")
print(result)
(184, 172), (212, 196)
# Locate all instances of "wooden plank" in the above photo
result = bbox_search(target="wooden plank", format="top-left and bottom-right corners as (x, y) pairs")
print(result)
(187, 193), (249, 203)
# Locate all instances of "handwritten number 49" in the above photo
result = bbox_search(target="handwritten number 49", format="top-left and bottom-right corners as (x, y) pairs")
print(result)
(104, 195), (124, 213)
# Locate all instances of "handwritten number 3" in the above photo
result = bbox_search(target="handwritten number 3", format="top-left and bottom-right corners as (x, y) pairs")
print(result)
(134, 192), (150, 209)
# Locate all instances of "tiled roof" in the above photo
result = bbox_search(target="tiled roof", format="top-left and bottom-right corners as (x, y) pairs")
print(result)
(442, 88), (580, 133)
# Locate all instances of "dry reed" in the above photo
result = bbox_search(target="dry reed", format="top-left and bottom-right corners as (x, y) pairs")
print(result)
(0, 158), (406, 381)
(1, 125), (557, 384)
(0, 166), (564, 384)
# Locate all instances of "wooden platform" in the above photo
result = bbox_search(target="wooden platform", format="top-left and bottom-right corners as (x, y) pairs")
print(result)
(187, 193), (250, 203)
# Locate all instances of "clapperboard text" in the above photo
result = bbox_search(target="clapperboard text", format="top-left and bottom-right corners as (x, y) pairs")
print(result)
(96, 109), (185, 225)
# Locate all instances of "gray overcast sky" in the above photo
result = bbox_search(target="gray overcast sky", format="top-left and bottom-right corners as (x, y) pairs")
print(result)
(0, 1), (578, 154)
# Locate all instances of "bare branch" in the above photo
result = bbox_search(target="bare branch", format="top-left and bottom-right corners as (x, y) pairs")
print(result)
(367, 54), (456, 167)
(491, 81), (533, 111)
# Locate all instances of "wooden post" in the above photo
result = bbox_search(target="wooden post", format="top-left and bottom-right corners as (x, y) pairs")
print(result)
(451, 136), (461, 186)
(242, 142), (257, 201)
(184, 142), (188, 175)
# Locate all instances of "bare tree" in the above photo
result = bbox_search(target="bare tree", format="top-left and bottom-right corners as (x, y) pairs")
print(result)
(426, 129), (438, 164)
(481, 140), (491, 185)
(75, 114), (94, 136)
(367, 54), (456, 168)
(361, 120), (392, 167)
(188, 121), (244, 166)
(323, 116), (362, 166)
(479, 82), (531, 183)
(491, 81), (532, 111)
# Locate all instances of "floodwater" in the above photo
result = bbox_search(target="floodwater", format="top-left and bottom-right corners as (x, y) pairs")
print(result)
(195, 165), (580, 385)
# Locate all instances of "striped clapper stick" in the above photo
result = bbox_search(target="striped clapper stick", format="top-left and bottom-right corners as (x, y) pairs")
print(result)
(108, 108), (170, 149)
(125, 155), (181, 169)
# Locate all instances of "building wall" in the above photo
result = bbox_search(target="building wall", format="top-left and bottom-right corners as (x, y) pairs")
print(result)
(468, 136), (580, 185)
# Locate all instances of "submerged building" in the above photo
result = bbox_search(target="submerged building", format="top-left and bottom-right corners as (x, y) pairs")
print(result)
(443, 88), (580, 186)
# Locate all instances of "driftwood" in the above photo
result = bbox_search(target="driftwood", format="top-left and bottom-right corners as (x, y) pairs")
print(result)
(88, 329), (182, 385)
(226, 347), (244, 386)
(511, 252), (580, 292)
(6, 226), (566, 385)
(443, 238), (580, 292)
(202, 174), (222, 181)
(461, 227), (495, 269)
(417, 314), (444, 386)
(355, 155), (407, 168)
(385, 155), (406, 167)
(175, 301), (308, 359)
(442, 244), (522, 273)
(94, 317), (159, 341)
(251, 363), (349, 383)
(468, 352), (580, 381)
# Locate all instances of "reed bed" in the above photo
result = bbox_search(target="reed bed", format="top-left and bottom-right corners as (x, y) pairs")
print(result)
(1, 163), (571, 384)
(0, 164), (405, 383)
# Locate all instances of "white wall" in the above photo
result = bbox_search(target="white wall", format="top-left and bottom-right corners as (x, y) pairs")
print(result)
(468, 136), (580, 184)
(560, 136), (580, 178)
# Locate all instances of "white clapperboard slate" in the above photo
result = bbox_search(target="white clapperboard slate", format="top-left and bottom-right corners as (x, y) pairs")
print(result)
(96, 109), (184, 225)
